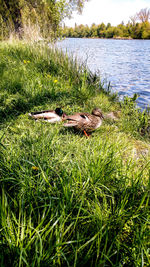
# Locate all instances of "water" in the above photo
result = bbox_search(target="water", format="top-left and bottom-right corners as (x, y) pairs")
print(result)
(56, 38), (150, 109)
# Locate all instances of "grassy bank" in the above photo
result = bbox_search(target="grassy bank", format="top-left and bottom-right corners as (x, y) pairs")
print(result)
(0, 41), (150, 267)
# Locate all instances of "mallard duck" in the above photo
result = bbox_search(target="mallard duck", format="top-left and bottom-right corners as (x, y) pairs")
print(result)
(63, 108), (104, 136)
(28, 107), (65, 123)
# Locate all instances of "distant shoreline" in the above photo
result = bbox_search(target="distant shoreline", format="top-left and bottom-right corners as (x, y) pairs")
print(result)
(62, 36), (150, 41)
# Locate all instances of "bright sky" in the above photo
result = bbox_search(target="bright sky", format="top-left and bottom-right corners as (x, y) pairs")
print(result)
(64, 0), (150, 27)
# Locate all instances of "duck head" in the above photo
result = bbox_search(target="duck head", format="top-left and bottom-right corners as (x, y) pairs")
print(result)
(92, 108), (104, 119)
(55, 108), (64, 116)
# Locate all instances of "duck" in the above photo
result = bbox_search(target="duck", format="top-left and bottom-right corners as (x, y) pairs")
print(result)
(63, 108), (104, 136)
(28, 107), (65, 123)
(104, 111), (120, 121)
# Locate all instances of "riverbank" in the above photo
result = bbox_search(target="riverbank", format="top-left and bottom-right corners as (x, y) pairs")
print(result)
(0, 41), (149, 266)
(62, 36), (133, 40)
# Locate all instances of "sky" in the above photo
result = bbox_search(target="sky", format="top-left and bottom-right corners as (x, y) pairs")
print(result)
(64, 0), (150, 27)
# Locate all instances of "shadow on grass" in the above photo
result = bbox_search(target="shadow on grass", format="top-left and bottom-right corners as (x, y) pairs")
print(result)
(59, 127), (84, 137)
(0, 90), (83, 125)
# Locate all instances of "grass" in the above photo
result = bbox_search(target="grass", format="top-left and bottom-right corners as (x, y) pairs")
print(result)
(0, 40), (150, 267)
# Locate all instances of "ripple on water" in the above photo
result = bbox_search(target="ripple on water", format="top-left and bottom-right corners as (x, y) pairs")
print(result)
(57, 38), (150, 109)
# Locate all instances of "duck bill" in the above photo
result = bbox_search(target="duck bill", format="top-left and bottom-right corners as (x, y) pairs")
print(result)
(62, 113), (67, 120)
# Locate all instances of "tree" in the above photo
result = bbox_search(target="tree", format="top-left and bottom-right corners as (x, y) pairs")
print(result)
(97, 23), (106, 38)
(137, 8), (150, 23)
(0, 0), (89, 39)
(130, 15), (137, 25)
(105, 26), (114, 38)
(141, 21), (150, 39)
(106, 23), (111, 29)
(0, 0), (23, 37)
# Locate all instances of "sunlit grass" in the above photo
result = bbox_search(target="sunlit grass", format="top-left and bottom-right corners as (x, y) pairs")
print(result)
(0, 41), (149, 266)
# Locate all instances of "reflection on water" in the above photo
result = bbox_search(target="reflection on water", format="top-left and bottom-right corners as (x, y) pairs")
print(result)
(57, 38), (150, 109)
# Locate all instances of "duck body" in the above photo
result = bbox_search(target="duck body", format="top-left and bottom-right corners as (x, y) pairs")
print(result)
(29, 108), (64, 123)
(63, 108), (104, 134)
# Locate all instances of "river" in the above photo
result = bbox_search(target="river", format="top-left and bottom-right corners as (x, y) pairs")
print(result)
(56, 38), (150, 109)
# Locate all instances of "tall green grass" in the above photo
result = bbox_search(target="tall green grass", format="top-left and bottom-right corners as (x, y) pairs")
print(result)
(0, 41), (150, 266)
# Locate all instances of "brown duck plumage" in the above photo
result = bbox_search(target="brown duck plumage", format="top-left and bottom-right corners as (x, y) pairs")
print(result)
(63, 108), (104, 135)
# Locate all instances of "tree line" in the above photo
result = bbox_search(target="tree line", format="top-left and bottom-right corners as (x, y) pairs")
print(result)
(62, 8), (150, 39)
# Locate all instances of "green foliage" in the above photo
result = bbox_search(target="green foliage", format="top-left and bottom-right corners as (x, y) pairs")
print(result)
(0, 0), (89, 40)
(141, 22), (150, 39)
(120, 94), (150, 138)
(0, 41), (149, 266)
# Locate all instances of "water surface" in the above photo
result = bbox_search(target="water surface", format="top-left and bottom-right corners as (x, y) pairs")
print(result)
(57, 38), (150, 109)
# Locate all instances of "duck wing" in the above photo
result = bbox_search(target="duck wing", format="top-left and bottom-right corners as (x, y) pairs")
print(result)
(28, 110), (61, 122)
(30, 109), (53, 115)
(63, 113), (90, 127)
(29, 110), (56, 119)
